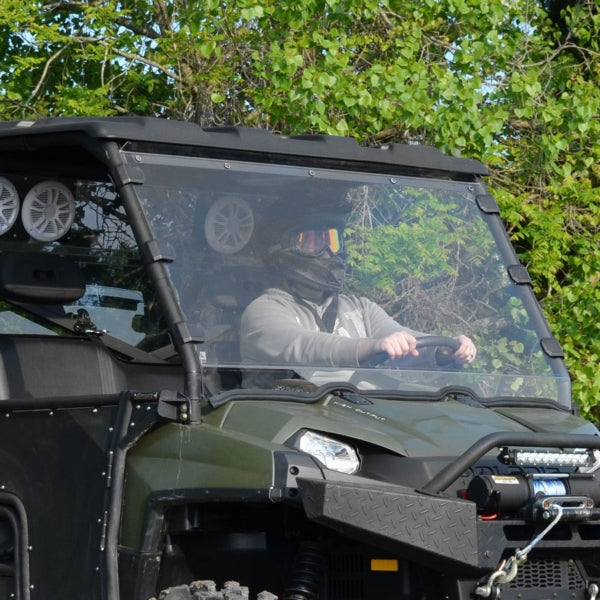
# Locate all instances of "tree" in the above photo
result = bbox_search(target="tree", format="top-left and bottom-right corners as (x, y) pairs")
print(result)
(491, 0), (600, 417)
(1, 0), (599, 416)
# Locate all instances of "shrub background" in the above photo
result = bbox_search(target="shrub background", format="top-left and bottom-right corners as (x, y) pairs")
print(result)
(1, 0), (598, 416)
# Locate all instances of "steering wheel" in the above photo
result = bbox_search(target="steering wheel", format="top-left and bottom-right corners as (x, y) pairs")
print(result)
(372, 335), (461, 368)
(415, 335), (460, 352)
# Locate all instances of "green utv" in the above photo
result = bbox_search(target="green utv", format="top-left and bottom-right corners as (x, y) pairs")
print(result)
(0, 117), (599, 600)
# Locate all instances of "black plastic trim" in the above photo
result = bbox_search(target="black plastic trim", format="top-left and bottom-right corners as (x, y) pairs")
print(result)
(0, 494), (30, 600)
(0, 117), (489, 177)
(137, 487), (272, 554)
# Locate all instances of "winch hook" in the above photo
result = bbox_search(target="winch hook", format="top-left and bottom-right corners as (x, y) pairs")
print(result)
(475, 504), (564, 599)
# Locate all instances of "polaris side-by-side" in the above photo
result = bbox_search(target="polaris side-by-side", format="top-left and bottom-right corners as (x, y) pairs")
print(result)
(0, 117), (599, 600)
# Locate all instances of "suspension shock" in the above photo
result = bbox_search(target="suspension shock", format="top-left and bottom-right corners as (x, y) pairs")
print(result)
(283, 541), (325, 600)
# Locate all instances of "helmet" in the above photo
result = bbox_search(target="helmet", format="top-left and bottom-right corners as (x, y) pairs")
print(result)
(263, 213), (347, 301)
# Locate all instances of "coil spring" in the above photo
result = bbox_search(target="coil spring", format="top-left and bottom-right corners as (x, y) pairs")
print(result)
(283, 541), (324, 600)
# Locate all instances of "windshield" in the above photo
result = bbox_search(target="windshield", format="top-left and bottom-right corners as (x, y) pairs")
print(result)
(128, 150), (570, 406)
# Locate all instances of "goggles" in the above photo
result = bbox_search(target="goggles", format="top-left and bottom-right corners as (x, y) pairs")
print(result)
(293, 227), (343, 256)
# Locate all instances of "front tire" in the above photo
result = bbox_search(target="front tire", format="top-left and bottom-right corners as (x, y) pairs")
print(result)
(154, 580), (278, 600)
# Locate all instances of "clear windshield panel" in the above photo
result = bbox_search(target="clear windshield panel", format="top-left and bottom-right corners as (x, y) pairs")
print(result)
(127, 151), (569, 405)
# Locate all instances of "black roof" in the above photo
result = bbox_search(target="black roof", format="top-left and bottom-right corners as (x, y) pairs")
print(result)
(0, 116), (488, 177)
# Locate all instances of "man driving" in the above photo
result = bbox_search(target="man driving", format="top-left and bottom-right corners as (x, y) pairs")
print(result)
(240, 210), (477, 369)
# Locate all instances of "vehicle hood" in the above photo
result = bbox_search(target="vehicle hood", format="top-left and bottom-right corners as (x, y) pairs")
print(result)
(212, 394), (598, 457)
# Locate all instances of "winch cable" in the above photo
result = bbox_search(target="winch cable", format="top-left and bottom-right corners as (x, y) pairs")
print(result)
(475, 503), (564, 598)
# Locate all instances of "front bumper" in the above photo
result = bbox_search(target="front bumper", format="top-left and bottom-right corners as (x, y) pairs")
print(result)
(297, 477), (480, 569)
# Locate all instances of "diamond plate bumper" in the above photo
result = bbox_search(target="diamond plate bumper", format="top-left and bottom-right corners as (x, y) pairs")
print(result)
(297, 477), (479, 569)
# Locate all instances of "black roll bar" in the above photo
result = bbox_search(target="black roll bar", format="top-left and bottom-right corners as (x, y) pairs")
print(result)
(421, 432), (600, 495)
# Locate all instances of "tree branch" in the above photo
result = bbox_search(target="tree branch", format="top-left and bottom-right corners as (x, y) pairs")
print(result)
(70, 35), (180, 81)
(42, 0), (161, 40)
(26, 43), (70, 106)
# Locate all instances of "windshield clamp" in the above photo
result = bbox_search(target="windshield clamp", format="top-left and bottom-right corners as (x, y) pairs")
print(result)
(72, 308), (104, 336)
(157, 389), (193, 423)
(540, 337), (565, 359)
(507, 264), (532, 285)
(476, 194), (500, 214)
(140, 239), (175, 264)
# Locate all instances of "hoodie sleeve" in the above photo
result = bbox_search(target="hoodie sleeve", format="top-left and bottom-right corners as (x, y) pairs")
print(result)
(240, 291), (365, 367)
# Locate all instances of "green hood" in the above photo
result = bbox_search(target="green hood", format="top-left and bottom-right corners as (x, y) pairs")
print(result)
(213, 394), (597, 457)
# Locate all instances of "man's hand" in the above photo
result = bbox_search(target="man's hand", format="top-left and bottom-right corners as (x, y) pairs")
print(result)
(452, 334), (477, 364)
(377, 331), (419, 359)
(360, 331), (476, 366)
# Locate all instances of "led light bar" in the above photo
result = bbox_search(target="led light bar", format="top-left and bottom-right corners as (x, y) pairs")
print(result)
(499, 447), (595, 468)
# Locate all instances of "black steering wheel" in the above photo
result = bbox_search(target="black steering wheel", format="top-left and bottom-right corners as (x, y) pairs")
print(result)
(372, 335), (461, 368)
(415, 335), (460, 352)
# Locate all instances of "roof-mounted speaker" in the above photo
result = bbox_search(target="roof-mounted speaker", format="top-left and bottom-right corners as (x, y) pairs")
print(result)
(204, 196), (254, 254)
(0, 177), (20, 236)
(22, 181), (76, 242)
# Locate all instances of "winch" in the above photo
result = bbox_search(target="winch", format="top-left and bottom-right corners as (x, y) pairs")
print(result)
(467, 471), (600, 520)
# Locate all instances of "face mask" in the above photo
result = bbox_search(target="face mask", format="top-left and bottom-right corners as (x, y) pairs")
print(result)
(279, 251), (346, 302)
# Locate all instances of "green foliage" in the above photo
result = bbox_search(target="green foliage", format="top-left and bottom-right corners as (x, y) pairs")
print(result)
(345, 188), (469, 307)
(0, 0), (599, 416)
(341, 184), (557, 403)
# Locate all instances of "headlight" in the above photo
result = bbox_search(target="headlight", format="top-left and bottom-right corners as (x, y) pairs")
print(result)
(296, 430), (360, 475)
